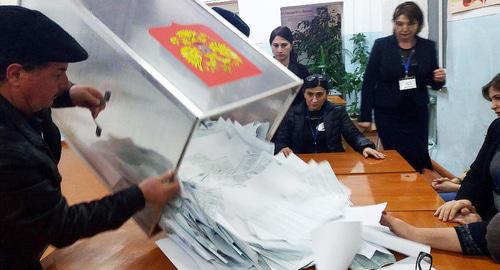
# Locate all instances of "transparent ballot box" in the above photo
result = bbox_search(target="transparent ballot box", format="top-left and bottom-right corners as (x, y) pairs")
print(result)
(21, 0), (302, 234)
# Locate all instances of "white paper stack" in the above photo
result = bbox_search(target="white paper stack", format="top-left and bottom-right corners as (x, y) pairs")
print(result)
(156, 119), (430, 270)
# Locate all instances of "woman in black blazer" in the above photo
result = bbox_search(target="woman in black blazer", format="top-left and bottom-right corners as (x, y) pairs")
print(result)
(358, 2), (445, 172)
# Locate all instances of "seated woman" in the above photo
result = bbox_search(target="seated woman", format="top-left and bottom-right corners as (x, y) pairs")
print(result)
(274, 74), (385, 159)
(435, 73), (500, 224)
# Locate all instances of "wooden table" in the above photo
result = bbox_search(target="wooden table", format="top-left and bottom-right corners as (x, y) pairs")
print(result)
(339, 173), (444, 211)
(41, 144), (499, 269)
(299, 150), (415, 175)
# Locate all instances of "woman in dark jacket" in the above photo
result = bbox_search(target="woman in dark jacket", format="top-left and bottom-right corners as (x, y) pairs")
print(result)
(358, 2), (446, 172)
(275, 74), (384, 159)
(269, 26), (309, 106)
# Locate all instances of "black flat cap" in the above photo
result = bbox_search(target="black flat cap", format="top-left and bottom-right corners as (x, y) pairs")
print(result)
(212, 7), (250, 37)
(0, 6), (88, 63)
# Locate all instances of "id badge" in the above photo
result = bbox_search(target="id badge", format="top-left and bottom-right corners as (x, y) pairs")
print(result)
(399, 76), (417, 91)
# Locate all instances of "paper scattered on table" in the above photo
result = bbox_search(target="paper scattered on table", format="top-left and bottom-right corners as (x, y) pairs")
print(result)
(312, 221), (362, 270)
(155, 118), (432, 270)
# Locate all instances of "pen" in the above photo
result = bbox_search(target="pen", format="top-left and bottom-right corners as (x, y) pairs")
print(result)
(95, 90), (111, 137)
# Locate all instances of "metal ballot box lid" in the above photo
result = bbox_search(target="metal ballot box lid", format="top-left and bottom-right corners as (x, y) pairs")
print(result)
(21, 0), (302, 234)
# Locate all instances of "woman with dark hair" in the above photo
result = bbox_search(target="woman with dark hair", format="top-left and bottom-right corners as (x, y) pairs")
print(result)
(435, 73), (500, 224)
(358, 1), (446, 172)
(381, 74), (500, 261)
(275, 74), (385, 159)
(269, 26), (310, 106)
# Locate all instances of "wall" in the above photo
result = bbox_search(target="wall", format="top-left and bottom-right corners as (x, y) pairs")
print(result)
(434, 6), (500, 175)
(0, 0), (18, 4)
(237, 0), (427, 75)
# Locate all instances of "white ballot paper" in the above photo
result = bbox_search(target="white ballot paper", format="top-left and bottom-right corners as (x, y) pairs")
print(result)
(155, 119), (431, 270)
(311, 221), (362, 270)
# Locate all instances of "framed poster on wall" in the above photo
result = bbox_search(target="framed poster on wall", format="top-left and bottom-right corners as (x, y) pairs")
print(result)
(280, 2), (342, 33)
(450, 0), (500, 14)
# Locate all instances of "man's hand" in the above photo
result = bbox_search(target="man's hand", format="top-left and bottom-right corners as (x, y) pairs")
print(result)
(69, 85), (106, 118)
(434, 199), (475, 222)
(279, 147), (293, 157)
(362, 147), (385, 159)
(139, 171), (180, 206)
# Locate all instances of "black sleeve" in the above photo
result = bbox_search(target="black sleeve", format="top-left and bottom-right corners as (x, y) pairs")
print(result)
(52, 88), (74, 108)
(274, 111), (294, 154)
(455, 222), (489, 256)
(338, 106), (375, 153)
(456, 119), (499, 218)
(0, 156), (145, 249)
(427, 40), (445, 90)
(359, 39), (382, 122)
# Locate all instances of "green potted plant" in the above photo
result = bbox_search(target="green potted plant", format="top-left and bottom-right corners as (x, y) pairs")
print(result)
(338, 33), (369, 118)
(293, 7), (345, 89)
(293, 7), (370, 118)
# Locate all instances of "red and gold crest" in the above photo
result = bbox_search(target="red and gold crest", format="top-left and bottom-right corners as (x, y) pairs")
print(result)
(149, 23), (261, 87)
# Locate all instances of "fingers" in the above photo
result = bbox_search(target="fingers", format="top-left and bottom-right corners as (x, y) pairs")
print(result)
(374, 151), (386, 159)
(158, 170), (175, 183)
(280, 148), (293, 157)
(433, 68), (446, 82)
(433, 177), (448, 184)
(435, 200), (474, 222)
(363, 148), (385, 160)
(434, 201), (449, 217)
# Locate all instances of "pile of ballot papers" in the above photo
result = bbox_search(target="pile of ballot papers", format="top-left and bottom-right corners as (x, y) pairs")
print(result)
(157, 118), (430, 270)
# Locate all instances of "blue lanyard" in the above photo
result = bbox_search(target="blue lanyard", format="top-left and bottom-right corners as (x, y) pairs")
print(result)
(402, 49), (415, 77)
(306, 111), (319, 152)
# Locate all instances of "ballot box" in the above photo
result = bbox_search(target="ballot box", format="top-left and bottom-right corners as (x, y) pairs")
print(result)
(21, 0), (302, 234)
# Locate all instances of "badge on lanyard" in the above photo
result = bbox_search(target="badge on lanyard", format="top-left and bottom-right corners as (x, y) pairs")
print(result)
(399, 49), (417, 91)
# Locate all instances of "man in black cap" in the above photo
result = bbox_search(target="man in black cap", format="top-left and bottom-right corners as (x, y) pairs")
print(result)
(0, 6), (179, 269)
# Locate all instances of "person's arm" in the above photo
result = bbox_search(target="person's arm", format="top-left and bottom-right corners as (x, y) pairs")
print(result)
(381, 214), (462, 252)
(274, 111), (294, 155)
(53, 84), (106, 118)
(0, 148), (178, 249)
(359, 39), (382, 123)
(338, 105), (376, 153)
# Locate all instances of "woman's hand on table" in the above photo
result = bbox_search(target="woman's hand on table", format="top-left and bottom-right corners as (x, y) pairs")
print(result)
(434, 199), (475, 222)
(431, 177), (461, 193)
(362, 147), (386, 159)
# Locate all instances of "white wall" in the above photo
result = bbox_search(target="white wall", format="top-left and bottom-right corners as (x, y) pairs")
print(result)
(434, 6), (500, 175)
(238, 0), (427, 45)
(0, 0), (18, 4)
